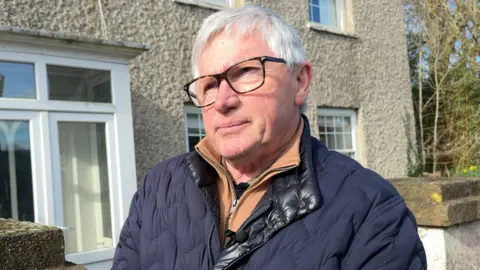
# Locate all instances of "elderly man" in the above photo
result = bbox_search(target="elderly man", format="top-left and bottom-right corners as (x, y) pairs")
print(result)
(113, 5), (426, 270)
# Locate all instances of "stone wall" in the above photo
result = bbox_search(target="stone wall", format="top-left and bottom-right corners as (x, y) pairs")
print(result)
(419, 221), (480, 270)
(390, 177), (480, 270)
(444, 220), (480, 270)
(0, 218), (85, 270)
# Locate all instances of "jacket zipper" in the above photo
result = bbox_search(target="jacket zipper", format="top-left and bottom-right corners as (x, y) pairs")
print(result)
(197, 150), (297, 252)
(196, 151), (238, 247)
(208, 224), (215, 270)
(222, 164), (297, 250)
(226, 198), (238, 226)
(195, 151), (239, 238)
(222, 201), (273, 269)
(225, 164), (296, 229)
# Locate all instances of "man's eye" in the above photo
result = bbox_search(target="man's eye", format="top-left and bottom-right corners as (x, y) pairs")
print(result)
(203, 82), (217, 91)
(231, 66), (262, 78)
(239, 66), (261, 74)
(241, 66), (260, 72)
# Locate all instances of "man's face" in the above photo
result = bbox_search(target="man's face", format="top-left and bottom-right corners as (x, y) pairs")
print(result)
(197, 30), (309, 161)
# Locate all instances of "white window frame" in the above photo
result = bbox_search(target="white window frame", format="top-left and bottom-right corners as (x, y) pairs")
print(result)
(0, 111), (45, 224)
(184, 105), (205, 152)
(308, 0), (345, 32)
(49, 113), (120, 263)
(317, 107), (357, 159)
(173, 0), (239, 10)
(0, 44), (137, 266)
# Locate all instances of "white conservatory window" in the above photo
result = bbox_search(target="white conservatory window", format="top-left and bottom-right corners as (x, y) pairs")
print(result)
(0, 30), (143, 267)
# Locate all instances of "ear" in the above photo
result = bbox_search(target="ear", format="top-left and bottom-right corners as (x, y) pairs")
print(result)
(294, 61), (312, 107)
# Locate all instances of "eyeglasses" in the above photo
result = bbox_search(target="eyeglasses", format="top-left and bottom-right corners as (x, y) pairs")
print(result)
(183, 56), (287, 107)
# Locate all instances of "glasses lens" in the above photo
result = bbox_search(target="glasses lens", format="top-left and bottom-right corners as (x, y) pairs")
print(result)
(188, 76), (218, 107)
(227, 59), (264, 93)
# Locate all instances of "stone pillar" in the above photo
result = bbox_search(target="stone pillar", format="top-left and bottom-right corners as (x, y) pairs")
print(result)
(389, 177), (480, 270)
(0, 218), (86, 270)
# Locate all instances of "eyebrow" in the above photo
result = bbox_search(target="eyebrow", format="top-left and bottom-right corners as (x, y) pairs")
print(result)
(200, 55), (254, 77)
(219, 60), (235, 74)
(199, 62), (230, 77)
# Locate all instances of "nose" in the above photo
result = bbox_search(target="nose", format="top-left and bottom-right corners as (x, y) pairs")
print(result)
(213, 79), (240, 112)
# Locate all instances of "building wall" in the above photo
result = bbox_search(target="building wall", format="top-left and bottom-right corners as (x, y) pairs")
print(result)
(0, 0), (415, 181)
(253, 0), (416, 178)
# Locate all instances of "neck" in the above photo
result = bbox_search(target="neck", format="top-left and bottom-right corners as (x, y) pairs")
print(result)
(224, 116), (301, 184)
(224, 149), (282, 184)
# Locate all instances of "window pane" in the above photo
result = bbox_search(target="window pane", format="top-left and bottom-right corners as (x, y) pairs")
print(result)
(47, 65), (111, 103)
(0, 61), (36, 99)
(310, 0), (319, 5)
(344, 117), (351, 132)
(185, 109), (205, 145)
(327, 134), (335, 148)
(335, 116), (343, 132)
(318, 116), (326, 133)
(58, 122), (112, 254)
(187, 113), (200, 134)
(336, 133), (344, 149)
(325, 116), (334, 132)
(188, 136), (201, 152)
(310, 5), (321, 23)
(345, 133), (353, 149)
(0, 120), (34, 222)
(319, 0), (337, 26)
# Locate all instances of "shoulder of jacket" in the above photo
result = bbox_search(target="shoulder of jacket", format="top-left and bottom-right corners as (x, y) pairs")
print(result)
(140, 153), (191, 190)
(311, 138), (401, 207)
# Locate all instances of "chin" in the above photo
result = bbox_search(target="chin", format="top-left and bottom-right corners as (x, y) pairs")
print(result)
(216, 141), (255, 160)
(219, 147), (249, 160)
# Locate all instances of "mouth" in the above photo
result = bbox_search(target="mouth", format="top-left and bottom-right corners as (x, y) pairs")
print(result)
(217, 121), (249, 133)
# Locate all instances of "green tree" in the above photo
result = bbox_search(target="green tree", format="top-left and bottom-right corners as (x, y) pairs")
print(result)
(405, 0), (480, 176)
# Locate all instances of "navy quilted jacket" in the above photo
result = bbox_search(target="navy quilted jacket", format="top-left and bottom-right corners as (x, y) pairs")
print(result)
(112, 116), (427, 270)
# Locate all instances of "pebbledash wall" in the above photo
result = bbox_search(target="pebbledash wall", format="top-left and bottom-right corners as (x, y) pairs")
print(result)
(0, 0), (415, 181)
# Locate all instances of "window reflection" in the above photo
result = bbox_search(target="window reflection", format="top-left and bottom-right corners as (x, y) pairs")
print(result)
(185, 111), (205, 152)
(0, 61), (36, 99)
(47, 65), (112, 103)
(0, 120), (34, 222)
(58, 122), (112, 253)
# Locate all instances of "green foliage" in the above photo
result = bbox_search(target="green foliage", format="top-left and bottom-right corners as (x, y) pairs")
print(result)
(405, 0), (480, 177)
(455, 165), (480, 177)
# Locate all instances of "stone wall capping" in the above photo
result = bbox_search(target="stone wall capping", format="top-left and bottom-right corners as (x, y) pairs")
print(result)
(388, 177), (480, 227)
(0, 218), (86, 270)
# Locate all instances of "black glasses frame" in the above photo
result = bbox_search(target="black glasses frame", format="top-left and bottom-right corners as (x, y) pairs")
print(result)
(183, 56), (287, 107)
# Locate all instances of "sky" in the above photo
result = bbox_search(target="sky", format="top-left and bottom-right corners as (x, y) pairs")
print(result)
(0, 61), (36, 99)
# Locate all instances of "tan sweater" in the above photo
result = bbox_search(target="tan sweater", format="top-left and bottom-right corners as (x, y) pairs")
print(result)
(195, 119), (304, 246)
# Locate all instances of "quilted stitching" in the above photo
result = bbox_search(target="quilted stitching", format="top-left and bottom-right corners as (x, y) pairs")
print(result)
(112, 121), (426, 270)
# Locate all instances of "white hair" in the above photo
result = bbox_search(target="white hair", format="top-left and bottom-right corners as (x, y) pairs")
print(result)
(191, 4), (309, 113)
